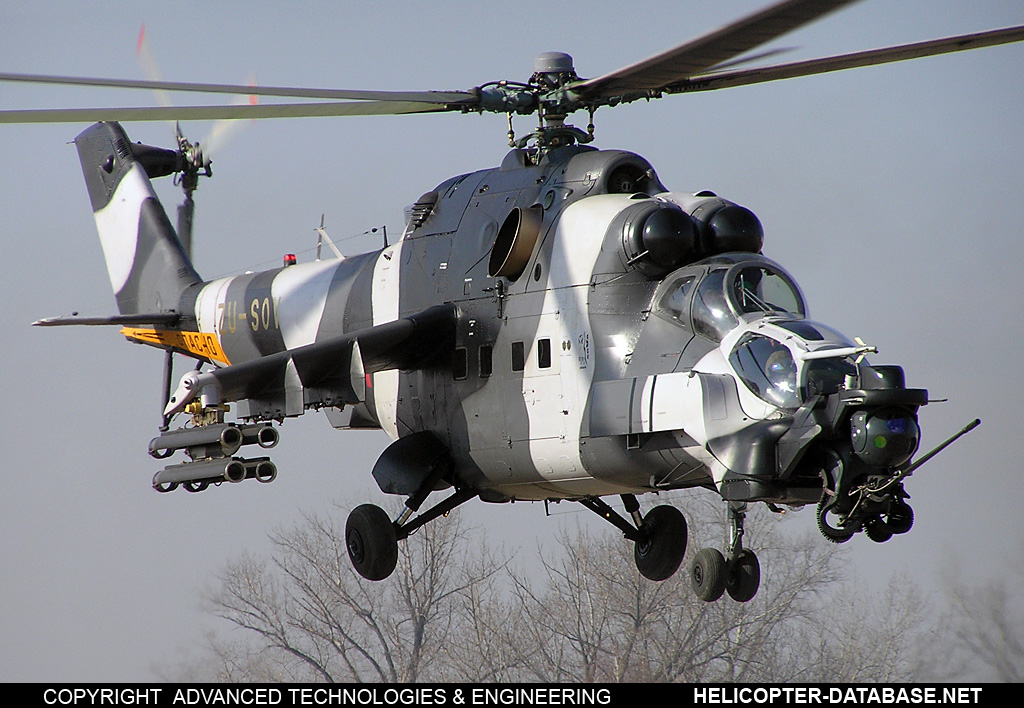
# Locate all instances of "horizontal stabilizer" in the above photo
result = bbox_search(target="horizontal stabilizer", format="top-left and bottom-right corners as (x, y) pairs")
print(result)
(164, 303), (458, 418)
(32, 312), (180, 327)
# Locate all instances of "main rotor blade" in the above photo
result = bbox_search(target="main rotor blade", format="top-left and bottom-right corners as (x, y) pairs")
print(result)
(702, 46), (795, 72)
(0, 100), (456, 124)
(0, 72), (474, 106)
(667, 24), (1024, 94)
(574, 0), (860, 97)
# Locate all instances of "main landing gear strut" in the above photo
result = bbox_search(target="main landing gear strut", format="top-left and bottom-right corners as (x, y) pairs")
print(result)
(578, 495), (689, 582)
(345, 451), (476, 581)
(579, 496), (760, 602)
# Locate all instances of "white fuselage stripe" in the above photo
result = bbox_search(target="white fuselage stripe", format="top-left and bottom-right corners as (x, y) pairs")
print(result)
(523, 198), (623, 480)
(271, 259), (342, 349)
(371, 243), (403, 440)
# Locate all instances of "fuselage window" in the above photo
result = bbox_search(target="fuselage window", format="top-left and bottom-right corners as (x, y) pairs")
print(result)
(453, 347), (468, 380)
(538, 338), (552, 369)
(511, 341), (525, 372)
(479, 344), (493, 378)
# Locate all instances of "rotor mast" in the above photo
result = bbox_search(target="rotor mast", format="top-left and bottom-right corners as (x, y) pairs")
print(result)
(523, 52), (595, 153)
(474, 52), (598, 159)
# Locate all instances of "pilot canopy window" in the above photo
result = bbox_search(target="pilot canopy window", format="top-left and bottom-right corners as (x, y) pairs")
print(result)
(729, 333), (799, 409)
(662, 265), (807, 343)
(731, 266), (804, 317)
(692, 269), (737, 341)
(657, 276), (696, 320)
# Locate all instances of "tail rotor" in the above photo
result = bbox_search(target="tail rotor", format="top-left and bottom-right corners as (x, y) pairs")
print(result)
(172, 122), (211, 258)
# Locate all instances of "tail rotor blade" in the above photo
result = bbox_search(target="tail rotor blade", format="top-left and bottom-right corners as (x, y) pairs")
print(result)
(203, 74), (259, 160)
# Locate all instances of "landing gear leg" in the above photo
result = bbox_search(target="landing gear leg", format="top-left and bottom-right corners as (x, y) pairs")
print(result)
(577, 495), (688, 581)
(345, 456), (477, 582)
(724, 503), (760, 603)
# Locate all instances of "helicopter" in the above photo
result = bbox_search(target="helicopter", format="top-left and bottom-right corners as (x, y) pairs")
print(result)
(4, 0), (1014, 604)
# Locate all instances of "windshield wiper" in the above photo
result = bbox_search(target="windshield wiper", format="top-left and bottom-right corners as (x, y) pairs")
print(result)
(739, 285), (774, 314)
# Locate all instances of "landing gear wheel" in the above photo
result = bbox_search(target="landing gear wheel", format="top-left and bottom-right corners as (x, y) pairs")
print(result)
(633, 505), (688, 581)
(726, 550), (760, 603)
(691, 548), (727, 602)
(346, 503), (399, 581)
(887, 501), (914, 535)
(864, 516), (893, 543)
(817, 497), (854, 543)
(153, 481), (178, 493)
(183, 480), (209, 493)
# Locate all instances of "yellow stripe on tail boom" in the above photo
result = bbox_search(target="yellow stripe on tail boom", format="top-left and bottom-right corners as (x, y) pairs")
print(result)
(121, 327), (230, 365)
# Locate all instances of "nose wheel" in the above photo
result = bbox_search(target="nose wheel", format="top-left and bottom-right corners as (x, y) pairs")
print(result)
(817, 481), (915, 545)
(864, 498), (915, 543)
(690, 502), (760, 603)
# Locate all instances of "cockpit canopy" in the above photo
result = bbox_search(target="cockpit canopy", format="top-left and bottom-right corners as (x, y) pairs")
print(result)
(654, 255), (862, 410)
(727, 325), (857, 409)
(656, 255), (806, 342)
(729, 332), (801, 408)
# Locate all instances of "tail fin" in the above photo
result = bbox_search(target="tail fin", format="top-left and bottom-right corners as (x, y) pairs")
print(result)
(74, 122), (200, 316)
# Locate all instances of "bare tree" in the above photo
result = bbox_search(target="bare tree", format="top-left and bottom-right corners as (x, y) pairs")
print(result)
(507, 498), (847, 683)
(934, 559), (1024, 682)
(195, 494), (936, 683)
(787, 574), (930, 683)
(206, 502), (504, 682)
(429, 544), (530, 682)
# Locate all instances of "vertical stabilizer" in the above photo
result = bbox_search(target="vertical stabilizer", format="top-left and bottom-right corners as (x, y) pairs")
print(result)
(75, 122), (201, 316)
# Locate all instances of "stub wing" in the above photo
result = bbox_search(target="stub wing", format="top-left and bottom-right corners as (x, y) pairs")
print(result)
(164, 303), (457, 420)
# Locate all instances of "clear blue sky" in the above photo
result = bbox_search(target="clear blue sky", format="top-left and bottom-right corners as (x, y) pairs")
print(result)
(2, 0), (1023, 681)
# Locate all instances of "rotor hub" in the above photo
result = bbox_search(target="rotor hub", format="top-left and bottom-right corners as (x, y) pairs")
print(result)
(532, 52), (577, 87)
